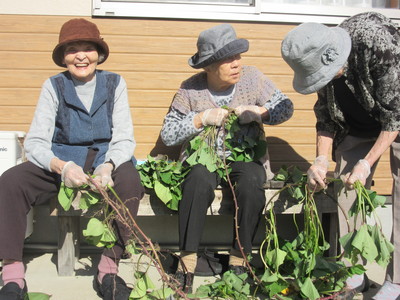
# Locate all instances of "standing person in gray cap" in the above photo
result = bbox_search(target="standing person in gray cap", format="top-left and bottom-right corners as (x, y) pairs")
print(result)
(161, 23), (293, 294)
(281, 11), (400, 300)
(0, 18), (144, 300)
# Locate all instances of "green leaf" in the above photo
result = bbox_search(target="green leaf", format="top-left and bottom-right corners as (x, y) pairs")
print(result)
(291, 186), (304, 200)
(148, 287), (174, 299)
(368, 190), (386, 209)
(83, 218), (104, 237)
(299, 277), (320, 300)
(260, 268), (279, 283)
(102, 226), (117, 242)
(154, 181), (172, 204)
(370, 225), (394, 268)
(125, 241), (140, 255)
(25, 292), (51, 300)
(195, 284), (212, 298)
(130, 277), (147, 298)
(274, 167), (288, 181)
(58, 182), (75, 211)
(222, 271), (250, 294)
(265, 280), (289, 298)
(167, 196), (179, 211)
(291, 167), (305, 184)
(265, 248), (287, 271)
(351, 224), (378, 262)
(185, 151), (199, 166)
(158, 171), (172, 184)
(79, 191), (100, 209)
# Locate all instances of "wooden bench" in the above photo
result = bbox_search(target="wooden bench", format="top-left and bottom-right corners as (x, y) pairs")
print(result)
(50, 181), (339, 276)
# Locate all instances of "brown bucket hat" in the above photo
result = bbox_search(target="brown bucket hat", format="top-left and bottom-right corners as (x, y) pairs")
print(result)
(52, 18), (109, 68)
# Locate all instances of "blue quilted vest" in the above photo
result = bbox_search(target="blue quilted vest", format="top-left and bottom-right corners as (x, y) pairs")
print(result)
(50, 70), (120, 169)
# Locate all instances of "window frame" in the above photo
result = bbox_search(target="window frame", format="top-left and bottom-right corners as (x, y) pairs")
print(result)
(92, 0), (400, 24)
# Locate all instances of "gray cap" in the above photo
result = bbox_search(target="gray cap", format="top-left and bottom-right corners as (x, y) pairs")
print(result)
(281, 22), (351, 95)
(189, 24), (249, 69)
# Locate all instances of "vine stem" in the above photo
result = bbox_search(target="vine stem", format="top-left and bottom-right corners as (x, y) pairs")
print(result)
(88, 177), (190, 300)
(220, 119), (262, 285)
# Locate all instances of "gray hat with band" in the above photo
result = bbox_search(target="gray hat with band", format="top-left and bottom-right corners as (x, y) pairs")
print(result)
(281, 22), (352, 95)
(189, 24), (249, 69)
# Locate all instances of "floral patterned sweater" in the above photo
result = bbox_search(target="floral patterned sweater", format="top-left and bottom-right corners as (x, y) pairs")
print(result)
(314, 12), (400, 152)
(161, 65), (293, 147)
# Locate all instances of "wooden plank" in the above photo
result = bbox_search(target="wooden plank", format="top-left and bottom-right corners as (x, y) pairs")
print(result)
(0, 33), (56, 52)
(0, 35), (283, 60)
(0, 88), (313, 109)
(0, 15), (295, 40)
(134, 125), (318, 144)
(131, 107), (315, 126)
(373, 178), (392, 195)
(0, 106), (34, 124)
(0, 70), (296, 94)
(128, 91), (315, 110)
(0, 50), (290, 75)
(0, 88), (41, 106)
(0, 124), (30, 132)
(129, 90), (176, 108)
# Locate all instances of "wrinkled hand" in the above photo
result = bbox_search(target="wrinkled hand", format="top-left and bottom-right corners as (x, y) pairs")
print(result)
(307, 155), (329, 191)
(343, 159), (371, 190)
(200, 108), (229, 126)
(61, 161), (89, 188)
(234, 105), (263, 124)
(92, 163), (114, 191)
(50, 157), (64, 174)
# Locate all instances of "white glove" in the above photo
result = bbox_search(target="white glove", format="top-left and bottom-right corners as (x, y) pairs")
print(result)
(200, 108), (229, 126)
(307, 155), (329, 191)
(61, 161), (89, 188)
(92, 163), (114, 190)
(234, 105), (263, 124)
(343, 159), (371, 190)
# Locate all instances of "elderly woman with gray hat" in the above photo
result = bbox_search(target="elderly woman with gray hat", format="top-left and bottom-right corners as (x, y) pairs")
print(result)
(0, 18), (144, 300)
(160, 23), (293, 293)
(281, 11), (400, 300)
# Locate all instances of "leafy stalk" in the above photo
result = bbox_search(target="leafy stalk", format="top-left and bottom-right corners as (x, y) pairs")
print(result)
(339, 180), (393, 268)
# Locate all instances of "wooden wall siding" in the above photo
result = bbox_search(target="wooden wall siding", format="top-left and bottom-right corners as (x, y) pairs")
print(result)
(0, 14), (392, 194)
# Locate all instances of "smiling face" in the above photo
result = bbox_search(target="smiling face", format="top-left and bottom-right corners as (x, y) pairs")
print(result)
(205, 54), (242, 92)
(62, 41), (99, 82)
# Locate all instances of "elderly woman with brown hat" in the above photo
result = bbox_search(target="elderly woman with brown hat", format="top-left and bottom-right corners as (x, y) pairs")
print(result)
(0, 18), (144, 300)
(160, 23), (293, 294)
(281, 12), (400, 300)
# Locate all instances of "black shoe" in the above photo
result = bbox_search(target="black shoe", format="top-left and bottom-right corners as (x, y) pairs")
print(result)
(94, 273), (131, 300)
(334, 274), (369, 300)
(194, 251), (223, 276)
(228, 265), (248, 276)
(0, 281), (27, 300)
(171, 271), (194, 294)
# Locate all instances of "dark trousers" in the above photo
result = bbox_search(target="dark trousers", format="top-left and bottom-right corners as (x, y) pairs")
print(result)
(179, 161), (266, 253)
(0, 160), (144, 261)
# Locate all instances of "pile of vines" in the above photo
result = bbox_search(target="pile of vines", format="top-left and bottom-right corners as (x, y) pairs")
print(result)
(30, 109), (392, 300)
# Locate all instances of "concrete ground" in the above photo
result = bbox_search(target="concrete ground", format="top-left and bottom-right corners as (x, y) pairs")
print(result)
(0, 251), (386, 299)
